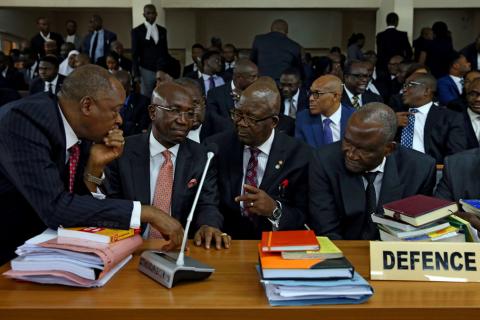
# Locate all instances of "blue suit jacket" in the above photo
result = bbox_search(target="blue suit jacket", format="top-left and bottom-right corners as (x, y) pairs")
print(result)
(437, 76), (461, 106)
(82, 29), (117, 63)
(295, 105), (355, 148)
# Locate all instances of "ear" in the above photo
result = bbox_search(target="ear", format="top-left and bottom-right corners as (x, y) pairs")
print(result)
(271, 115), (279, 129)
(148, 105), (156, 121)
(79, 96), (94, 116)
(384, 141), (396, 156)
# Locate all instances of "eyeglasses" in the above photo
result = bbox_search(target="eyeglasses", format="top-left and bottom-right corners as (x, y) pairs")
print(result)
(403, 81), (425, 90)
(347, 73), (371, 80)
(151, 104), (196, 120)
(467, 90), (480, 99)
(229, 109), (276, 127)
(309, 90), (335, 99)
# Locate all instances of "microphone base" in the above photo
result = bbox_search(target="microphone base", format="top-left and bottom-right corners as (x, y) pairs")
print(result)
(138, 250), (215, 288)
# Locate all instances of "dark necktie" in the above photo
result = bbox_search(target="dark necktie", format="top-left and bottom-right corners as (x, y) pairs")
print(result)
(68, 144), (80, 193)
(400, 108), (418, 149)
(362, 171), (379, 240)
(208, 76), (216, 92)
(90, 31), (98, 62)
(323, 118), (333, 144)
(243, 147), (260, 216)
(47, 83), (53, 95)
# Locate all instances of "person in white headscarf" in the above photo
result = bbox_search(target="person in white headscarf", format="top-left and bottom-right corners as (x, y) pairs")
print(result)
(59, 50), (79, 76)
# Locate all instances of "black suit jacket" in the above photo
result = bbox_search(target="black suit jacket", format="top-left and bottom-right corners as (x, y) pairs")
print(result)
(396, 104), (467, 164)
(435, 148), (480, 201)
(104, 133), (223, 233)
(30, 32), (64, 58)
(206, 81), (235, 118)
(182, 63), (195, 77)
(309, 142), (436, 240)
(462, 109), (480, 150)
(28, 75), (65, 96)
(120, 93), (150, 137)
(131, 24), (168, 75)
(205, 130), (311, 239)
(0, 93), (133, 264)
(447, 96), (468, 113)
(341, 88), (383, 109)
(82, 29), (117, 63)
(0, 67), (26, 91)
(376, 28), (412, 71)
(461, 42), (479, 71)
(280, 87), (309, 116)
(250, 31), (302, 82)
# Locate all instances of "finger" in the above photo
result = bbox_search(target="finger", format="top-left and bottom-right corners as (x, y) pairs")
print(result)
(193, 229), (203, 247)
(214, 232), (222, 250)
(235, 193), (259, 202)
(223, 235), (231, 249)
(204, 229), (213, 249)
(161, 239), (175, 251)
(243, 184), (261, 193)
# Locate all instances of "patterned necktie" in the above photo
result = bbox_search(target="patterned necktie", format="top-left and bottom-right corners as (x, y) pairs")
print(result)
(288, 98), (296, 118)
(362, 171), (379, 240)
(149, 150), (174, 239)
(400, 108), (418, 149)
(208, 76), (216, 92)
(243, 147), (260, 216)
(352, 95), (361, 109)
(323, 118), (333, 144)
(68, 144), (80, 193)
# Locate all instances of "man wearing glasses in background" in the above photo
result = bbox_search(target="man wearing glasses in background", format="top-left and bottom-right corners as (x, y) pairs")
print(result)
(206, 76), (311, 239)
(295, 74), (355, 148)
(104, 82), (230, 250)
(341, 60), (383, 109)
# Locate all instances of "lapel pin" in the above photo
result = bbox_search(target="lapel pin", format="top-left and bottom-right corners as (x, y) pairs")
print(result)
(275, 160), (284, 170)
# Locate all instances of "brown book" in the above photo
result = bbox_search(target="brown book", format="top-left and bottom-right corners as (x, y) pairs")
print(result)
(383, 195), (458, 227)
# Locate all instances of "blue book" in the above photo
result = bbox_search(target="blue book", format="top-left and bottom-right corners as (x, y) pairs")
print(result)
(460, 199), (480, 216)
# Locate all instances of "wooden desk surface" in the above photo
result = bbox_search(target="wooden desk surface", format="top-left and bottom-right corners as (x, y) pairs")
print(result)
(1, 240), (479, 320)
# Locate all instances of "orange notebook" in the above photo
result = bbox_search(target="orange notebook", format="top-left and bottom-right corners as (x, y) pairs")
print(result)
(58, 227), (140, 244)
(261, 230), (319, 252)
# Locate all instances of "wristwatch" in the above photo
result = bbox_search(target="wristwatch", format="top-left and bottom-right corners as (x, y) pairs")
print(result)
(84, 173), (104, 186)
(268, 201), (283, 230)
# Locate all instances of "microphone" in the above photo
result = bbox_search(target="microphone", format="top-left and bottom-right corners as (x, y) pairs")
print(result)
(138, 148), (217, 288)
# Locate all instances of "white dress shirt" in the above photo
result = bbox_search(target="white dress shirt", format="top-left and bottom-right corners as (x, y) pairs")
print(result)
(58, 105), (141, 229)
(40, 32), (50, 42)
(411, 102), (433, 154)
(477, 53), (480, 72)
(449, 75), (463, 95)
(321, 104), (342, 142)
(361, 157), (386, 205)
(344, 85), (363, 107)
(44, 75), (59, 94)
(283, 89), (300, 116)
(201, 73), (225, 93)
(467, 108), (480, 143)
(225, 61), (236, 70)
(187, 124), (202, 143)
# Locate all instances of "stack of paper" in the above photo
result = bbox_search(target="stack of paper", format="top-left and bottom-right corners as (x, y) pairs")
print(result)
(3, 229), (142, 287)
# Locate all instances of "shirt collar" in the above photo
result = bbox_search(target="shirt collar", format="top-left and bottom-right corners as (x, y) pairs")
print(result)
(46, 74), (59, 86)
(149, 131), (180, 159)
(467, 107), (480, 120)
(410, 101), (433, 114)
(291, 89), (300, 103)
(246, 129), (275, 157)
(344, 85), (358, 100)
(386, 25), (396, 30)
(367, 157), (386, 174)
(201, 73), (216, 80)
(321, 103), (342, 125)
(58, 104), (79, 150)
(231, 81), (237, 91)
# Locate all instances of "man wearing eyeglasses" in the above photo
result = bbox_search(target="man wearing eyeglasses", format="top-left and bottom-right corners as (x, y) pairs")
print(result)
(104, 82), (229, 250)
(396, 72), (466, 164)
(206, 77), (311, 239)
(295, 75), (355, 148)
(341, 60), (383, 110)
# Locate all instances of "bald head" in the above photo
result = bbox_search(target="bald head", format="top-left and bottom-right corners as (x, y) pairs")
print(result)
(350, 103), (398, 142)
(271, 19), (288, 34)
(152, 82), (191, 106)
(240, 76), (281, 114)
(312, 74), (343, 94)
(234, 58), (257, 75)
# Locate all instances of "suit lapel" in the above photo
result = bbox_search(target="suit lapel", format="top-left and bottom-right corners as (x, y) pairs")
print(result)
(171, 142), (192, 221)
(128, 133), (150, 204)
(340, 105), (349, 138)
(310, 115), (324, 147)
(424, 104), (440, 151)
(339, 168), (365, 217)
(229, 135), (244, 201)
(341, 89), (354, 109)
(378, 154), (404, 208)
(259, 131), (285, 192)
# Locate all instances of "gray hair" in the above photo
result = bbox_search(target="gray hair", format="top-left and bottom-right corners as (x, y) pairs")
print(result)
(356, 103), (398, 142)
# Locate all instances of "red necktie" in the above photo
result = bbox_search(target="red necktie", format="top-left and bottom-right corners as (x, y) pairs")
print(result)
(243, 147), (260, 216)
(68, 144), (80, 193)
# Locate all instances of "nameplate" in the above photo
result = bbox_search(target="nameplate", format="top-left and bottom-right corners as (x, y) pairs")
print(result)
(370, 241), (480, 282)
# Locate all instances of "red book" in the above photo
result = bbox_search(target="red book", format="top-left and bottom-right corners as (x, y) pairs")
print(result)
(383, 195), (458, 227)
(261, 230), (319, 252)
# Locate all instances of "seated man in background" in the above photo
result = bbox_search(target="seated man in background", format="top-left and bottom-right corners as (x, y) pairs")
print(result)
(341, 60), (383, 109)
(0, 65), (183, 265)
(279, 67), (309, 119)
(105, 82), (229, 249)
(295, 74), (355, 148)
(29, 55), (64, 96)
(206, 77), (311, 239)
(309, 103), (436, 240)
(437, 52), (471, 106)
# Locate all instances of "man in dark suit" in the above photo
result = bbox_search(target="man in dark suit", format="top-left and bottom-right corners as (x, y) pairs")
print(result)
(279, 67), (309, 119)
(447, 70), (480, 113)
(29, 55), (65, 96)
(206, 77), (311, 239)
(437, 52), (471, 106)
(183, 43), (204, 79)
(105, 82), (229, 249)
(342, 60), (383, 109)
(131, 4), (169, 96)
(460, 78), (480, 150)
(309, 103), (436, 240)
(376, 12), (412, 73)
(460, 35), (480, 71)
(114, 71), (150, 137)
(30, 17), (64, 58)
(296, 75), (355, 148)
(0, 52), (26, 91)
(82, 15), (117, 65)
(197, 51), (225, 96)
(0, 65), (184, 265)
(397, 72), (466, 164)
(64, 19), (82, 51)
(250, 19), (302, 83)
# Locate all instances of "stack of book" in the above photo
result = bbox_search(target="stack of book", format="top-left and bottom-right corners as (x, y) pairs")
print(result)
(257, 230), (373, 306)
(3, 227), (142, 287)
(375, 195), (471, 242)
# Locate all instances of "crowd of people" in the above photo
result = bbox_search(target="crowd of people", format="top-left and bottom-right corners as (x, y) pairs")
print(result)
(1, 6), (480, 264)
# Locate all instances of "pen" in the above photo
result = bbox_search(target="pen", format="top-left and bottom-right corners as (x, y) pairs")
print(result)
(304, 224), (311, 230)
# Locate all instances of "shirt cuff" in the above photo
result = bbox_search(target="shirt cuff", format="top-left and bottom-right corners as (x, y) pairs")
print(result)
(91, 191), (106, 200)
(129, 201), (141, 229)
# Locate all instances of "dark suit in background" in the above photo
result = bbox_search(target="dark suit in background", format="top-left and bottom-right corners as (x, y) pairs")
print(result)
(462, 110), (480, 150)
(295, 105), (355, 148)
(250, 31), (302, 82)
(30, 32), (64, 58)
(82, 29), (117, 64)
(0, 93), (133, 264)
(104, 133), (223, 234)
(437, 76), (461, 106)
(461, 42), (480, 71)
(0, 88), (21, 107)
(341, 89), (383, 109)
(120, 93), (150, 137)
(28, 75), (65, 96)
(206, 82), (235, 119)
(435, 148), (480, 201)
(206, 130), (311, 239)
(280, 87), (309, 116)
(376, 27), (412, 72)
(0, 67), (27, 91)
(447, 96), (468, 113)
(309, 142), (436, 240)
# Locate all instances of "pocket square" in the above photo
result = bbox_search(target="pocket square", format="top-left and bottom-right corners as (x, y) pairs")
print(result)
(187, 178), (198, 189)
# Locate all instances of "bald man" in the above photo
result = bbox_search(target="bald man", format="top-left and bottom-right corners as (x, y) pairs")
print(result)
(206, 76), (311, 239)
(250, 19), (302, 82)
(309, 103), (436, 240)
(295, 75), (355, 148)
(105, 82), (229, 249)
(0, 65), (184, 264)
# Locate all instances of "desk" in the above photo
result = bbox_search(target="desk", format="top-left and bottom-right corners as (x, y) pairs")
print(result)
(1, 240), (479, 320)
